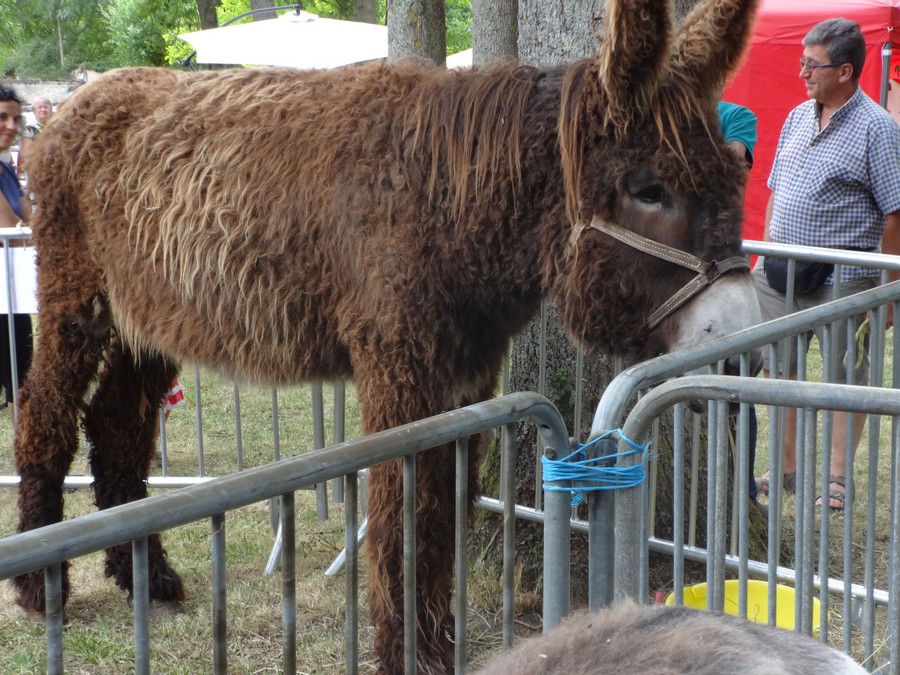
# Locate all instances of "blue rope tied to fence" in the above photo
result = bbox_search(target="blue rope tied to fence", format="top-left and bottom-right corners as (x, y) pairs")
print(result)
(541, 429), (650, 507)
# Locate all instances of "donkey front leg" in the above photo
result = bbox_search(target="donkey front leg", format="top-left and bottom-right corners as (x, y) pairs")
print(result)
(13, 295), (110, 615)
(83, 339), (185, 609)
(354, 348), (472, 675)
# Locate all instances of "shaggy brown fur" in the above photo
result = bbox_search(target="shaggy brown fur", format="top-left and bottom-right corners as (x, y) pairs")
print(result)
(14, 0), (760, 672)
(474, 602), (866, 674)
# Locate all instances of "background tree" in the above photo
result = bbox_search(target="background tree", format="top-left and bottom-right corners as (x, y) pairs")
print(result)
(106, 0), (197, 67)
(355, 0), (379, 24)
(471, 0), (515, 64)
(196, 0), (219, 29)
(387, 0), (446, 64)
(0, 0), (114, 78)
(249, 0), (279, 20)
(472, 0), (609, 607)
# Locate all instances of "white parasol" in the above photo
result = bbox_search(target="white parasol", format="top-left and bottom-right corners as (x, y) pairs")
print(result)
(179, 10), (388, 69)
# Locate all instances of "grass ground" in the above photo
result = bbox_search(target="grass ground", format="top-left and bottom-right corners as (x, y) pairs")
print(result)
(0, 372), (514, 673)
(0, 337), (896, 672)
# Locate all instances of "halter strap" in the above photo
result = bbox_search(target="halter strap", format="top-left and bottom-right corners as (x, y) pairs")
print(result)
(570, 217), (749, 331)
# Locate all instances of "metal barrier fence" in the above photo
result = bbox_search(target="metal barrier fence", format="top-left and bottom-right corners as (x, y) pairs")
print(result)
(2, 234), (900, 670)
(613, 375), (900, 669)
(570, 241), (900, 672)
(0, 391), (569, 674)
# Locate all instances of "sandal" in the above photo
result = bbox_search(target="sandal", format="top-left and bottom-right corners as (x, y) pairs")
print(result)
(755, 472), (797, 497)
(815, 475), (847, 511)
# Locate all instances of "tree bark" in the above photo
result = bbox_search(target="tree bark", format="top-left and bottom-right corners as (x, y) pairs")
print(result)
(355, 0), (378, 24)
(196, 0), (219, 30)
(518, 0), (602, 66)
(472, 0), (517, 64)
(386, 0), (446, 65)
(249, 0), (278, 21)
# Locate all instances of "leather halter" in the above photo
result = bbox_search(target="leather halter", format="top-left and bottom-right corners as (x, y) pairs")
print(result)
(569, 217), (750, 331)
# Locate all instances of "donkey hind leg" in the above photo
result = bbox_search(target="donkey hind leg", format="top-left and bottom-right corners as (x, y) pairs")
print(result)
(83, 341), (185, 609)
(13, 294), (111, 615)
(364, 375), (497, 675)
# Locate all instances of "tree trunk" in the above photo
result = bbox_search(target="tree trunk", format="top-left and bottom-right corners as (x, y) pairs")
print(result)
(518, 0), (602, 66)
(355, 0), (378, 24)
(386, 0), (446, 65)
(249, 0), (278, 21)
(196, 0), (219, 30)
(472, 0), (517, 64)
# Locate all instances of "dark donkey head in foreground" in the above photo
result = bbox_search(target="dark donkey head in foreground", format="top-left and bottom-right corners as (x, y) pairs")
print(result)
(14, 0), (759, 671)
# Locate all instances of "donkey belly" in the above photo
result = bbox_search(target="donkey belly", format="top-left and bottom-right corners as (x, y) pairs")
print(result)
(105, 261), (354, 386)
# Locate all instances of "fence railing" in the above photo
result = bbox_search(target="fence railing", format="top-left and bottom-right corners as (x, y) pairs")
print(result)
(578, 242), (900, 672)
(3, 236), (900, 671)
(0, 391), (568, 674)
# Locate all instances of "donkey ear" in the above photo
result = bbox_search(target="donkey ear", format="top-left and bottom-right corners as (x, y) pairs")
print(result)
(668, 0), (759, 99)
(597, 0), (673, 131)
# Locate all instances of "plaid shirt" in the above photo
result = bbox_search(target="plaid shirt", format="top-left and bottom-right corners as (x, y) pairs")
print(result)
(768, 87), (900, 282)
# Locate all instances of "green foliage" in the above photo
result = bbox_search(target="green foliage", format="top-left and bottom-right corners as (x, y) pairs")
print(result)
(106, 0), (197, 67)
(0, 0), (473, 76)
(446, 0), (472, 55)
(0, 0), (116, 78)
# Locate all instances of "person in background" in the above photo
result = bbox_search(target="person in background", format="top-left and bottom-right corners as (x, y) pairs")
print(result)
(753, 18), (900, 511)
(0, 85), (34, 422)
(17, 96), (52, 178)
(718, 100), (763, 516)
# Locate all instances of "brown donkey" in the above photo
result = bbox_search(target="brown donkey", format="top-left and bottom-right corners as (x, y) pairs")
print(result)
(14, 0), (761, 671)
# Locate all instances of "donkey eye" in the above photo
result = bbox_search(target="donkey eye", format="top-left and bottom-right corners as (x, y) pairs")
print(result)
(635, 185), (669, 205)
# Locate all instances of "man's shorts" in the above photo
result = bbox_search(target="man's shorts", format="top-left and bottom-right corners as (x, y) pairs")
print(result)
(752, 265), (876, 383)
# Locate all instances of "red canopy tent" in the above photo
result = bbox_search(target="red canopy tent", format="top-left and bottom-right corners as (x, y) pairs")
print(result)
(723, 0), (900, 243)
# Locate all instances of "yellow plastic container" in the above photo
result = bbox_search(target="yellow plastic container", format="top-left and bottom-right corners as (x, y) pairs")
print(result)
(665, 579), (821, 635)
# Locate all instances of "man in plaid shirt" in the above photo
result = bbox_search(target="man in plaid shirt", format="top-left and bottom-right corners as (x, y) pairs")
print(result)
(753, 18), (900, 511)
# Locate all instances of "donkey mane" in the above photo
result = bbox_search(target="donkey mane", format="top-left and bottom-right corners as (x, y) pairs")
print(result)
(410, 62), (542, 217)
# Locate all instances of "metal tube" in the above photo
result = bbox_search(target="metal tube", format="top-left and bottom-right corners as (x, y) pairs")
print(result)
(333, 382), (346, 503)
(233, 383), (243, 472)
(133, 537), (151, 675)
(614, 432), (643, 603)
(403, 454), (417, 673)
(344, 474), (359, 675)
(501, 423), (516, 648)
(281, 493), (297, 675)
(543, 480), (572, 626)
(194, 364), (205, 476)
(3, 239), (19, 421)
(587, 436), (616, 609)
(889, 415), (900, 673)
(312, 383), (328, 520)
(672, 403), (685, 606)
(454, 438), (469, 674)
(271, 388), (281, 462)
(211, 513), (227, 674)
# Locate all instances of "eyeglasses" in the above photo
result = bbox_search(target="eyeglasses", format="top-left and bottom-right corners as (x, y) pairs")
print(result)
(799, 58), (841, 71)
